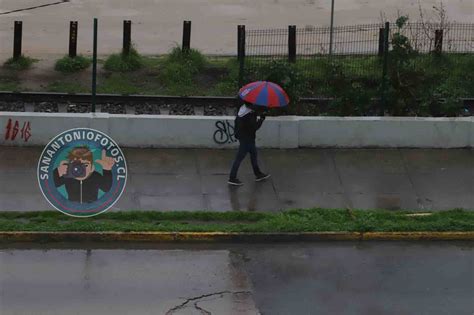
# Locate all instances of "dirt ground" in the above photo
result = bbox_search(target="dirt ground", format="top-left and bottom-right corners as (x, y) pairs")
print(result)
(1, 0), (472, 61)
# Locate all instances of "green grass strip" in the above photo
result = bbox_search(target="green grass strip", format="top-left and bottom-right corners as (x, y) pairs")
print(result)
(0, 209), (473, 233)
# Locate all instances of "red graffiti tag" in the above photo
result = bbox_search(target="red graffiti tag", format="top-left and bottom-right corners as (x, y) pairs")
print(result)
(5, 119), (31, 142)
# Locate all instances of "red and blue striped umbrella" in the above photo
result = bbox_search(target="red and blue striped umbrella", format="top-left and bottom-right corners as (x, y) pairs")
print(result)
(238, 81), (290, 108)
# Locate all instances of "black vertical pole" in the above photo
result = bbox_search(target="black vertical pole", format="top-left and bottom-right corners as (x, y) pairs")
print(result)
(238, 25), (246, 88)
(69, 21), (78, 58)
(123, 20), (131, 56)
(13, 21), (23, 59)
(92, 18), (98, 113)
(329, 0), (335, 56)
(237, 25), (246, 61)
(434, 29), (443, 54)
(182, 21), (191, 53)
(378, 28), (384, 56)
(380, 22), (390, 116)
(288, 25), (296, 63)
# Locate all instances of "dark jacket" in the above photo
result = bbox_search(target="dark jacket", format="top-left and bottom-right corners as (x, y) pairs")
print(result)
(53, 168), (113, 203)
(235, 112), (264, 142)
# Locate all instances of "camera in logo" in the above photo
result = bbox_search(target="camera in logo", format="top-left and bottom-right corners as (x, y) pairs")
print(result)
(65, 160), (87, 179)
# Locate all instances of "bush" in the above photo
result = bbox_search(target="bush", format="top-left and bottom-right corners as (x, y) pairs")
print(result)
(4, 56), (35, 70)
(258, 60), (306, 102)
(166, 46), (207, 71)
(419, 79), (464, 117)
(383, 16), (423, 116)
(381, 16), (471, 117)
(210, 58), (240, 96)
(446, 55), (474, 97)
(323, 61), (373, 116)
(55, 55), (91, 73)
(158, 46), (207, 95)
(160, 62), (196, 95)
(104, 47), (143, 72)
(243, 59), (307, 114)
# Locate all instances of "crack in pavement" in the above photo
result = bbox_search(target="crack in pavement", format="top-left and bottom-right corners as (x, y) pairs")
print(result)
(0, 1), (69, 15)
(194, 301), (212, 315)
(165, 290), (252, 315)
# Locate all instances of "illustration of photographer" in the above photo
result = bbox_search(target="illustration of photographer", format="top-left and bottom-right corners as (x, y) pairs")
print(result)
(53, 146), (114, 204)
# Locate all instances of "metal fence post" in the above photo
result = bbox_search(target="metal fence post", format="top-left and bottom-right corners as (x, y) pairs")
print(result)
(288, 25), (296, 63)
(237, 25), (246, 61)
(92, 18), (98, 113)
(123, 20), (131, 56)
(69, 21), (78, 58)
(329, 0), (335, 56)
(434, 29), (443, 54)
(182, 21), (191, 53)
(13, 21), (22, 59)
(238, 25), (246, 87)
(380, 22), (390, 116)
(378, 27), (384, 56)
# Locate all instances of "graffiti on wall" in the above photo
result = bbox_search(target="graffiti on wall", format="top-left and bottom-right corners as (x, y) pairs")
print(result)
(4, 118), (32, 142)
(213, 120), (236, 144)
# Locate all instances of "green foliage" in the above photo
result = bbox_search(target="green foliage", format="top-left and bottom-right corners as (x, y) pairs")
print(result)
(55, 55), (91, 73)
(419, 78), (464, 117)
(323, 61), (373, 116)
(384, 16), (430, 116)
(395, 16), (409, 29)
(4, 56), (36, 70)
(446, 55), (474, 96)
(0, 77), (22, 91)
(97, 73), (140, 95)
(47, 81), (88, 94)
(166, 46), (207, 71)
(259, 60), (306, 101)
(329, 82), (373, 116)
(159, 46), (207, 96)
(243, 59), (307, 114)
(210, 58), (240, 96)
(104, 47), (143, 72)
(379, 15), (469, 117)
(0, 208), (473, 232)
(160, 62), (197, 95)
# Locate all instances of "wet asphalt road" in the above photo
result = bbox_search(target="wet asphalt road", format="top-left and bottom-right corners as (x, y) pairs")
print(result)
(1, 242), (473, 315)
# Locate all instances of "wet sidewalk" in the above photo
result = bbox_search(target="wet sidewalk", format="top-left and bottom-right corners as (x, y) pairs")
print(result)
(0, 147), (473, 212)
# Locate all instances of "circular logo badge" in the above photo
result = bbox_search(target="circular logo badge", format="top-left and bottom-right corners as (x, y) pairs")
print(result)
(37, 128), (127, 217)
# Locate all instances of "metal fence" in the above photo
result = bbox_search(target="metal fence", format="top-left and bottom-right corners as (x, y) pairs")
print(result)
(246, 25), (380, 59)
(397, 22), (473, 53)
(244, 23), (474, 77)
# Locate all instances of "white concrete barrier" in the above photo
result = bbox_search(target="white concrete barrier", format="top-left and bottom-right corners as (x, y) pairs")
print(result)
(0, 112), (472, 148)
(298, 117), (473, 148)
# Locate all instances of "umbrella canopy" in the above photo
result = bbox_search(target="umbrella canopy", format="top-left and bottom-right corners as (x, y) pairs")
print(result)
(238, 81), (290, 108)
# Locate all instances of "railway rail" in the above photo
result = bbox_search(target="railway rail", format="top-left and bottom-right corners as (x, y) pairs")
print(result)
(0, 91), (472, 116)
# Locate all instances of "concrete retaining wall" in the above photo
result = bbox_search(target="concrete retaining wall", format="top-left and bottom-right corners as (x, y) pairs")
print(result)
(1, 112), (472, 148)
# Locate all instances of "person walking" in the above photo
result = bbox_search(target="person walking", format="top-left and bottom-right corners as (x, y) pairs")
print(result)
(228, 102), (271, 186)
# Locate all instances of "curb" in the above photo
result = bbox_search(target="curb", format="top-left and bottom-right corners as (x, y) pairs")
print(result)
(0, 231), (473, 242)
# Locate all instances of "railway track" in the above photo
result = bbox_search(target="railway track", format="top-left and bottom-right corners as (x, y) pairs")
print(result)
(0, 92), (332, 115)
(0, 91), (472, 116)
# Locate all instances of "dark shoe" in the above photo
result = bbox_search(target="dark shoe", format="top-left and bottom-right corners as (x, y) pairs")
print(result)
(255, 173), (271, 182)
(228, 178), (244, 186)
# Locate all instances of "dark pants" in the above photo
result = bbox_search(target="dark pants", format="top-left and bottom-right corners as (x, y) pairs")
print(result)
(230, 140), (262, 179)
